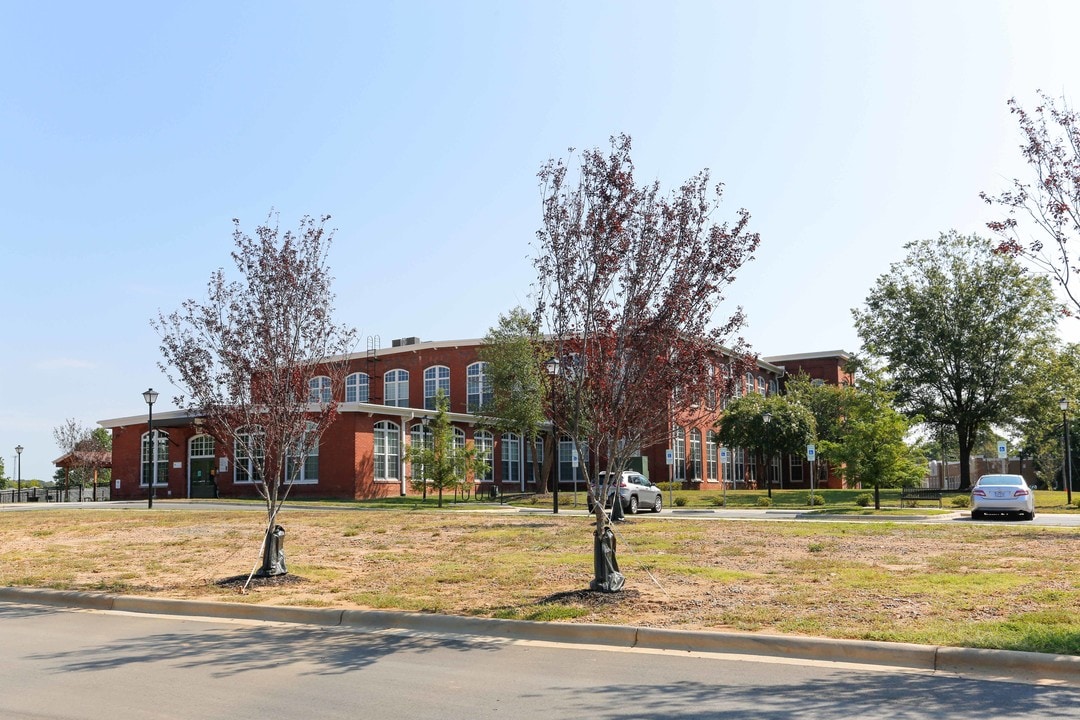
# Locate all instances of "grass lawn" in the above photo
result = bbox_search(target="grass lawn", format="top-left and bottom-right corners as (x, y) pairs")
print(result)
(1, 503), (1078, 655)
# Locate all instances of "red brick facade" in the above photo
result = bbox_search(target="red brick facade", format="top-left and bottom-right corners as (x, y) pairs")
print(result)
(101, 339), (851, 500)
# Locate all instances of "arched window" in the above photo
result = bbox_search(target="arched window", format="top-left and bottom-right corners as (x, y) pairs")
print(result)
(745, 372), (755, 396)
(384, 370), (409, 407)
(286, 422), (319, 484)
(410, 422), (434, 483)
(673, 426), (686, 481)
(501, 432), (521, 484)
(473, 430), (494, 482)
(308, 376), (332, 403)
(234, 427), (265, 484)
(424, 365), (450, 410)
(141, 430), (168, 487)
(453, 426), (466, 452)
(689, 429), (702, 481)
(757, 375), (766, 396)
(467, 362), (493, 412)
(706, 430), (718, 482)
(374, 421), (400, 481)
(345, 372), (369, 403)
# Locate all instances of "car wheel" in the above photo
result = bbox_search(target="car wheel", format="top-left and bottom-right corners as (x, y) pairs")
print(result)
(971, 509), (983, 520)
(628, 496), (639, 514)
(1024, 510), (1035, 521)
(652, 495), (662, 513)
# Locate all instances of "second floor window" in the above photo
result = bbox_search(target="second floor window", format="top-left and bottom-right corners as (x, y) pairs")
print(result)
(308, 376), (332, 403)
(345, 372), (369, 403)
(467, 362), (493, 413)
(424, 366), (450, 410)
(384, 369), (409, 407)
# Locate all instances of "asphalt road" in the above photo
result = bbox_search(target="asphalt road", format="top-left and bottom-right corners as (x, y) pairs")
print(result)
(2, 602), (1078, 720)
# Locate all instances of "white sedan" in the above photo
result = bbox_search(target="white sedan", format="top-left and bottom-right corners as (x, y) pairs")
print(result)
(971, 474), (1035, 521)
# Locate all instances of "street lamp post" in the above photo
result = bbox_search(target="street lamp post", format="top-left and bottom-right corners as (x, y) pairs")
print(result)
(143, 388), (159, 510)
(15, 444), (23, 500)
(544, 357), (561, 514)
(1061, 398), (1073, 508)
(761, 411), (773, 498)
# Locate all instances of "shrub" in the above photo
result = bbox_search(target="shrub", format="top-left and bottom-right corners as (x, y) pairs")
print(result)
(710, 495), (725, 507)
(808, 541), (825, 553)
(950, 494), (971, 508)
(674, 496), (688, 507)
(756, 496), (773, 507)
(807, 494), (825, 506)
(855, 493), (873, 507)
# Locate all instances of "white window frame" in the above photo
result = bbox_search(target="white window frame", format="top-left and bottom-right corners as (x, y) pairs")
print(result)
(234, 427), (265, 485)
(345, 372), (369, 403)
(308, 375), (332, 403)
(706, 430), (718, 482)
(424, 365), (450, 410)
(286, 422), (319, 485)
(467, 362), (492, 413)
(673, 425), (686, 481)
(141, 430), (169, 487)
(501, 432), (521, 485)
(473, 430), (494, 482)
(374, 421), (401, 482)
(384, 369), (409, 407)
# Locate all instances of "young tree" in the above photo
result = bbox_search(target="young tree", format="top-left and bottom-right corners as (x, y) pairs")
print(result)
(478, 307), (552, 496)
(716, 393), (814, 497)
(52, 420), (111, 499)
(407, 391), (488, 508)
(853, 231), (1058, 490)
(982, 91), (1080, 317)
(534, 134), (759, 591)
(155, 212), (356, 578)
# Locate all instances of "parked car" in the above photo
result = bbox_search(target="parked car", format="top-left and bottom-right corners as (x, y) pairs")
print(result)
(971, 474), (1035, 521)
(587, 471), (663, 514)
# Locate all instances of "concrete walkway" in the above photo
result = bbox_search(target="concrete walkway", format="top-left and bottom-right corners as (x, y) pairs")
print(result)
(2, 586), (1076, 685)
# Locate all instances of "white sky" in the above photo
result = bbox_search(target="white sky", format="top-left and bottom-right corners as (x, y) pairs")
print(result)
(2, 0), (1079, 481)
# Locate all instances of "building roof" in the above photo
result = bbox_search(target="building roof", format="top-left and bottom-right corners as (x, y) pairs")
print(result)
(761, 350), (852, 364)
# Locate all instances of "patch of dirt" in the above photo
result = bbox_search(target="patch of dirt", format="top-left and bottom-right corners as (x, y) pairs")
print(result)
(215, 573), (308, 590)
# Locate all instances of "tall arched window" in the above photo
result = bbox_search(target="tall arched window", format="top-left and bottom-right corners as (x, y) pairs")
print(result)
(410, 422), (434, 482)
(473, 430), (494, 482)
(673, 426), (686, 481)
(345, 372), (369, 403)
(467, 362), (492, 412)
(374, 421), (400, 481)
(689, 429), (702, 481)
(141, 430), (168, 486)
(706, 430), (718, 482)
(384, 370), (409, 407)
(286, 422), (319, 484)
(424, 366), (450, 410)
(308, 376), (332, 403)
(234, 427), (265, 484)
(501, 433), (521, 485)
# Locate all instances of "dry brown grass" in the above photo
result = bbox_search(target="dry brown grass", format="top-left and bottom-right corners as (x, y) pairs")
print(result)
(2, 506), (1079, 653)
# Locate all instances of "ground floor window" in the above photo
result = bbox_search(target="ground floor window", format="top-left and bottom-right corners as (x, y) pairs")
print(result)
(141, 430), (168, 486)
(673, 426), (686, 481)
(706, 431), (718, 482)
(234, 428), (264, 484)
(501, 433), (521, 484)
(789, 455), (804, 482)
(286, 424), (319, 484)
(474, 430), (494, 482)
(375, 421), (400, 482)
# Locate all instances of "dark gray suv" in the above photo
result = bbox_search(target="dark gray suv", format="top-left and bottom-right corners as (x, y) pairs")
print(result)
(587, 471), (663, 514)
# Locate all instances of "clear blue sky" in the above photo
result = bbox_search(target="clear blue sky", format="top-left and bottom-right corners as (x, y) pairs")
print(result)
(3, 0), (1078, 482)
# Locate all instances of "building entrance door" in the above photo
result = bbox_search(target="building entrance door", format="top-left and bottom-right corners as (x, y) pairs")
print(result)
(190, 458), (216, 498)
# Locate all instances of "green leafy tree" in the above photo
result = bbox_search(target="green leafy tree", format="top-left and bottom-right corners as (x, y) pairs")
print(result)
(716, 393), (814, 496)
(407, 391), (488, 508)
(1009, 342), (1080, 489)
(478, 307), (552, 492)
(853, 231), (1058, 490)
(52, 420), (112, 496)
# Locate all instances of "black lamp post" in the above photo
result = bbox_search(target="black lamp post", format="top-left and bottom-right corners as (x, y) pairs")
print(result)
(15, 444), (23, 499)
(761, 411), (773, 498)
(544, 357), (561, 514)
(143, 388), (159, 509)
(1061, 397), (1073, 507)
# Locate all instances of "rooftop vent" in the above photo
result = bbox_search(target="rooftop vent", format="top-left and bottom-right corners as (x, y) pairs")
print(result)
(392, 337), (421, 347)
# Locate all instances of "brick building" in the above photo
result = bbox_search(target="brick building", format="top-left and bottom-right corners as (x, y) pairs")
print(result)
(100, 338), (853, 501)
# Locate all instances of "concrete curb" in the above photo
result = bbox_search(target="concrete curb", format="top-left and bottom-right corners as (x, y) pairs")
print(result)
(2, 586), (1077, 682)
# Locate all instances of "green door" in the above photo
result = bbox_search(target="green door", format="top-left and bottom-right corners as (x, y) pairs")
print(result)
(190, 458), (216, 498)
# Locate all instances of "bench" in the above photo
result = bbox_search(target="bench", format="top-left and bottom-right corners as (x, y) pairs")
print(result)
(900, 487), (944, 508)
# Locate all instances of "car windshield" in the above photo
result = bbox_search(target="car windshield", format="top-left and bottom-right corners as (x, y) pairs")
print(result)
(977, 476), (1023, 486)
